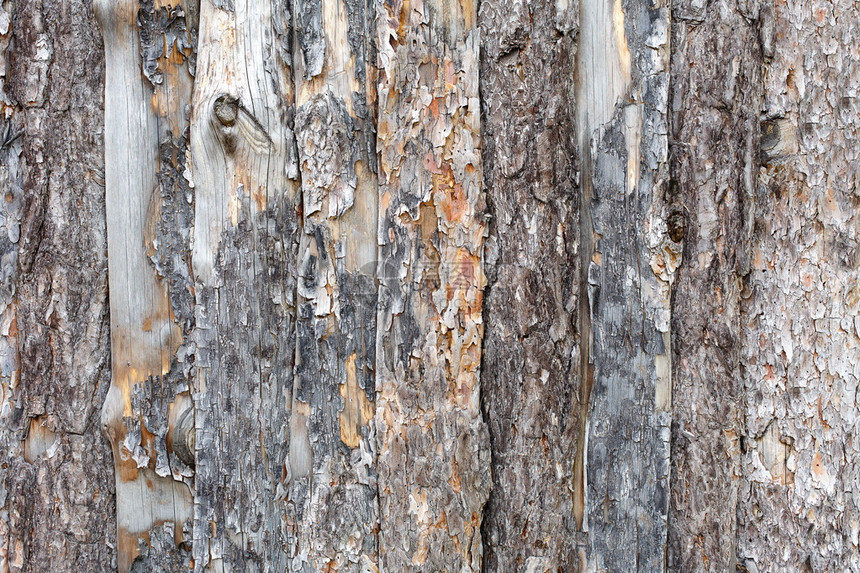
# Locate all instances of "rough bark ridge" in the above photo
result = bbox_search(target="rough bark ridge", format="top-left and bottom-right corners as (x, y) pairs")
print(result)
(738, 0), (860, 570)
(667, 0), (760, 569)
(0, 0), (115, 570)
(478, 0), (582, 569)
(374, 0), (491, 569)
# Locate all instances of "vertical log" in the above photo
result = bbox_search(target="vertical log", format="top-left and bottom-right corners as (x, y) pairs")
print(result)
(374, 0), (490, 569)
(0, 0), (116, 569)
(288, 0), (379, 568)
(478, 0), (582, 569)
(93, 0), (197, 568)
(738, 0), (860, 569)
(574, 0), (671, 569)
(666, 0), (760, 569)
(188, 0), (299, 569)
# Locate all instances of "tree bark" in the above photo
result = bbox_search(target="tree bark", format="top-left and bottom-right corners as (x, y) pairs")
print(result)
(0, 0), (115, 570)
(1, 0), (858, 571)
(478, 0), (581, 568)
(738, 1), (859, 569)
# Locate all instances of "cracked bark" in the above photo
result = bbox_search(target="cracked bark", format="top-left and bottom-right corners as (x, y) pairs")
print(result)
(667, 0), (760, 569)
(288, 0), (378, 568)
(478, 0), (582, 569)
(374, 0), (491, 569)
(0, 0), (115, 570)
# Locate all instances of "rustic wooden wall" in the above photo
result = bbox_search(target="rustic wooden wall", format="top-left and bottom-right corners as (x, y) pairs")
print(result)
(0, 0), (857, 571)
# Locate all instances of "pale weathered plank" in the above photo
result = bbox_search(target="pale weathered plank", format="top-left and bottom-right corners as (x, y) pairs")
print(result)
(188, 0), (299, 569)
(93, 0), (197, 568)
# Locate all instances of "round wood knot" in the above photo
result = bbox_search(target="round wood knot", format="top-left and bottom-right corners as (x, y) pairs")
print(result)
(172, 407), (196, 468)
(213, 94), (239, 127)
(667, 211), (686, 243)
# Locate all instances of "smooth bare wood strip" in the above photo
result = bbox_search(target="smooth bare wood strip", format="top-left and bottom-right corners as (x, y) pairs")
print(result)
(288, 0), (379, 568)
(93, 0), (198, 568)
(374, 0), (490, 569)
(189, 0), (299, 569)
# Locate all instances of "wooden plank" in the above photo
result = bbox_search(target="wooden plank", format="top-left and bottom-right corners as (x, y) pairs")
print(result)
(188, 0), (299, 569)
(374, 0), (491, 569)
(738, 0), (860, 569)
(477, 0), (583, 568)
(287, 0), (379, 568)
(574, 0), (672, 569)
(0, 0), (117, 569)
(666, 0), (760, 568)
(93, 0), (197, 568)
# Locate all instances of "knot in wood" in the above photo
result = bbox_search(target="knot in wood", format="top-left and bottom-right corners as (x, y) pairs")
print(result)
(667, 210), (686, 243)
(172, 407), (196, 468)
(214, 94), (240, 127)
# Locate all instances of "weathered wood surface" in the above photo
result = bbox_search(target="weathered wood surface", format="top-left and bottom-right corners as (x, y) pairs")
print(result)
(574, 1), (672, 569)
(0, 0), (116, 570)
(5, 0), (860, 571)
(93, 0), (197, 567)
(288, 0), (379, 568)
(188, 0), (298, 568)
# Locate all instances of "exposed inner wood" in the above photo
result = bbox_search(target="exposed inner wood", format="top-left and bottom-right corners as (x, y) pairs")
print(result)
(94, 0), (196, 568)
(188, 0), (299, 568)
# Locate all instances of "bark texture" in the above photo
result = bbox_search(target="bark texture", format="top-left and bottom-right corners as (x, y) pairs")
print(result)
(667, 0), (760, 569)
(478, 0), (582, 569)
(289, 0), (379, 567)
(738, 1), (860, 570)
(374, 0), (491, 569)
(3, 0), (859, 571)
(0, 0), (115, 570)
